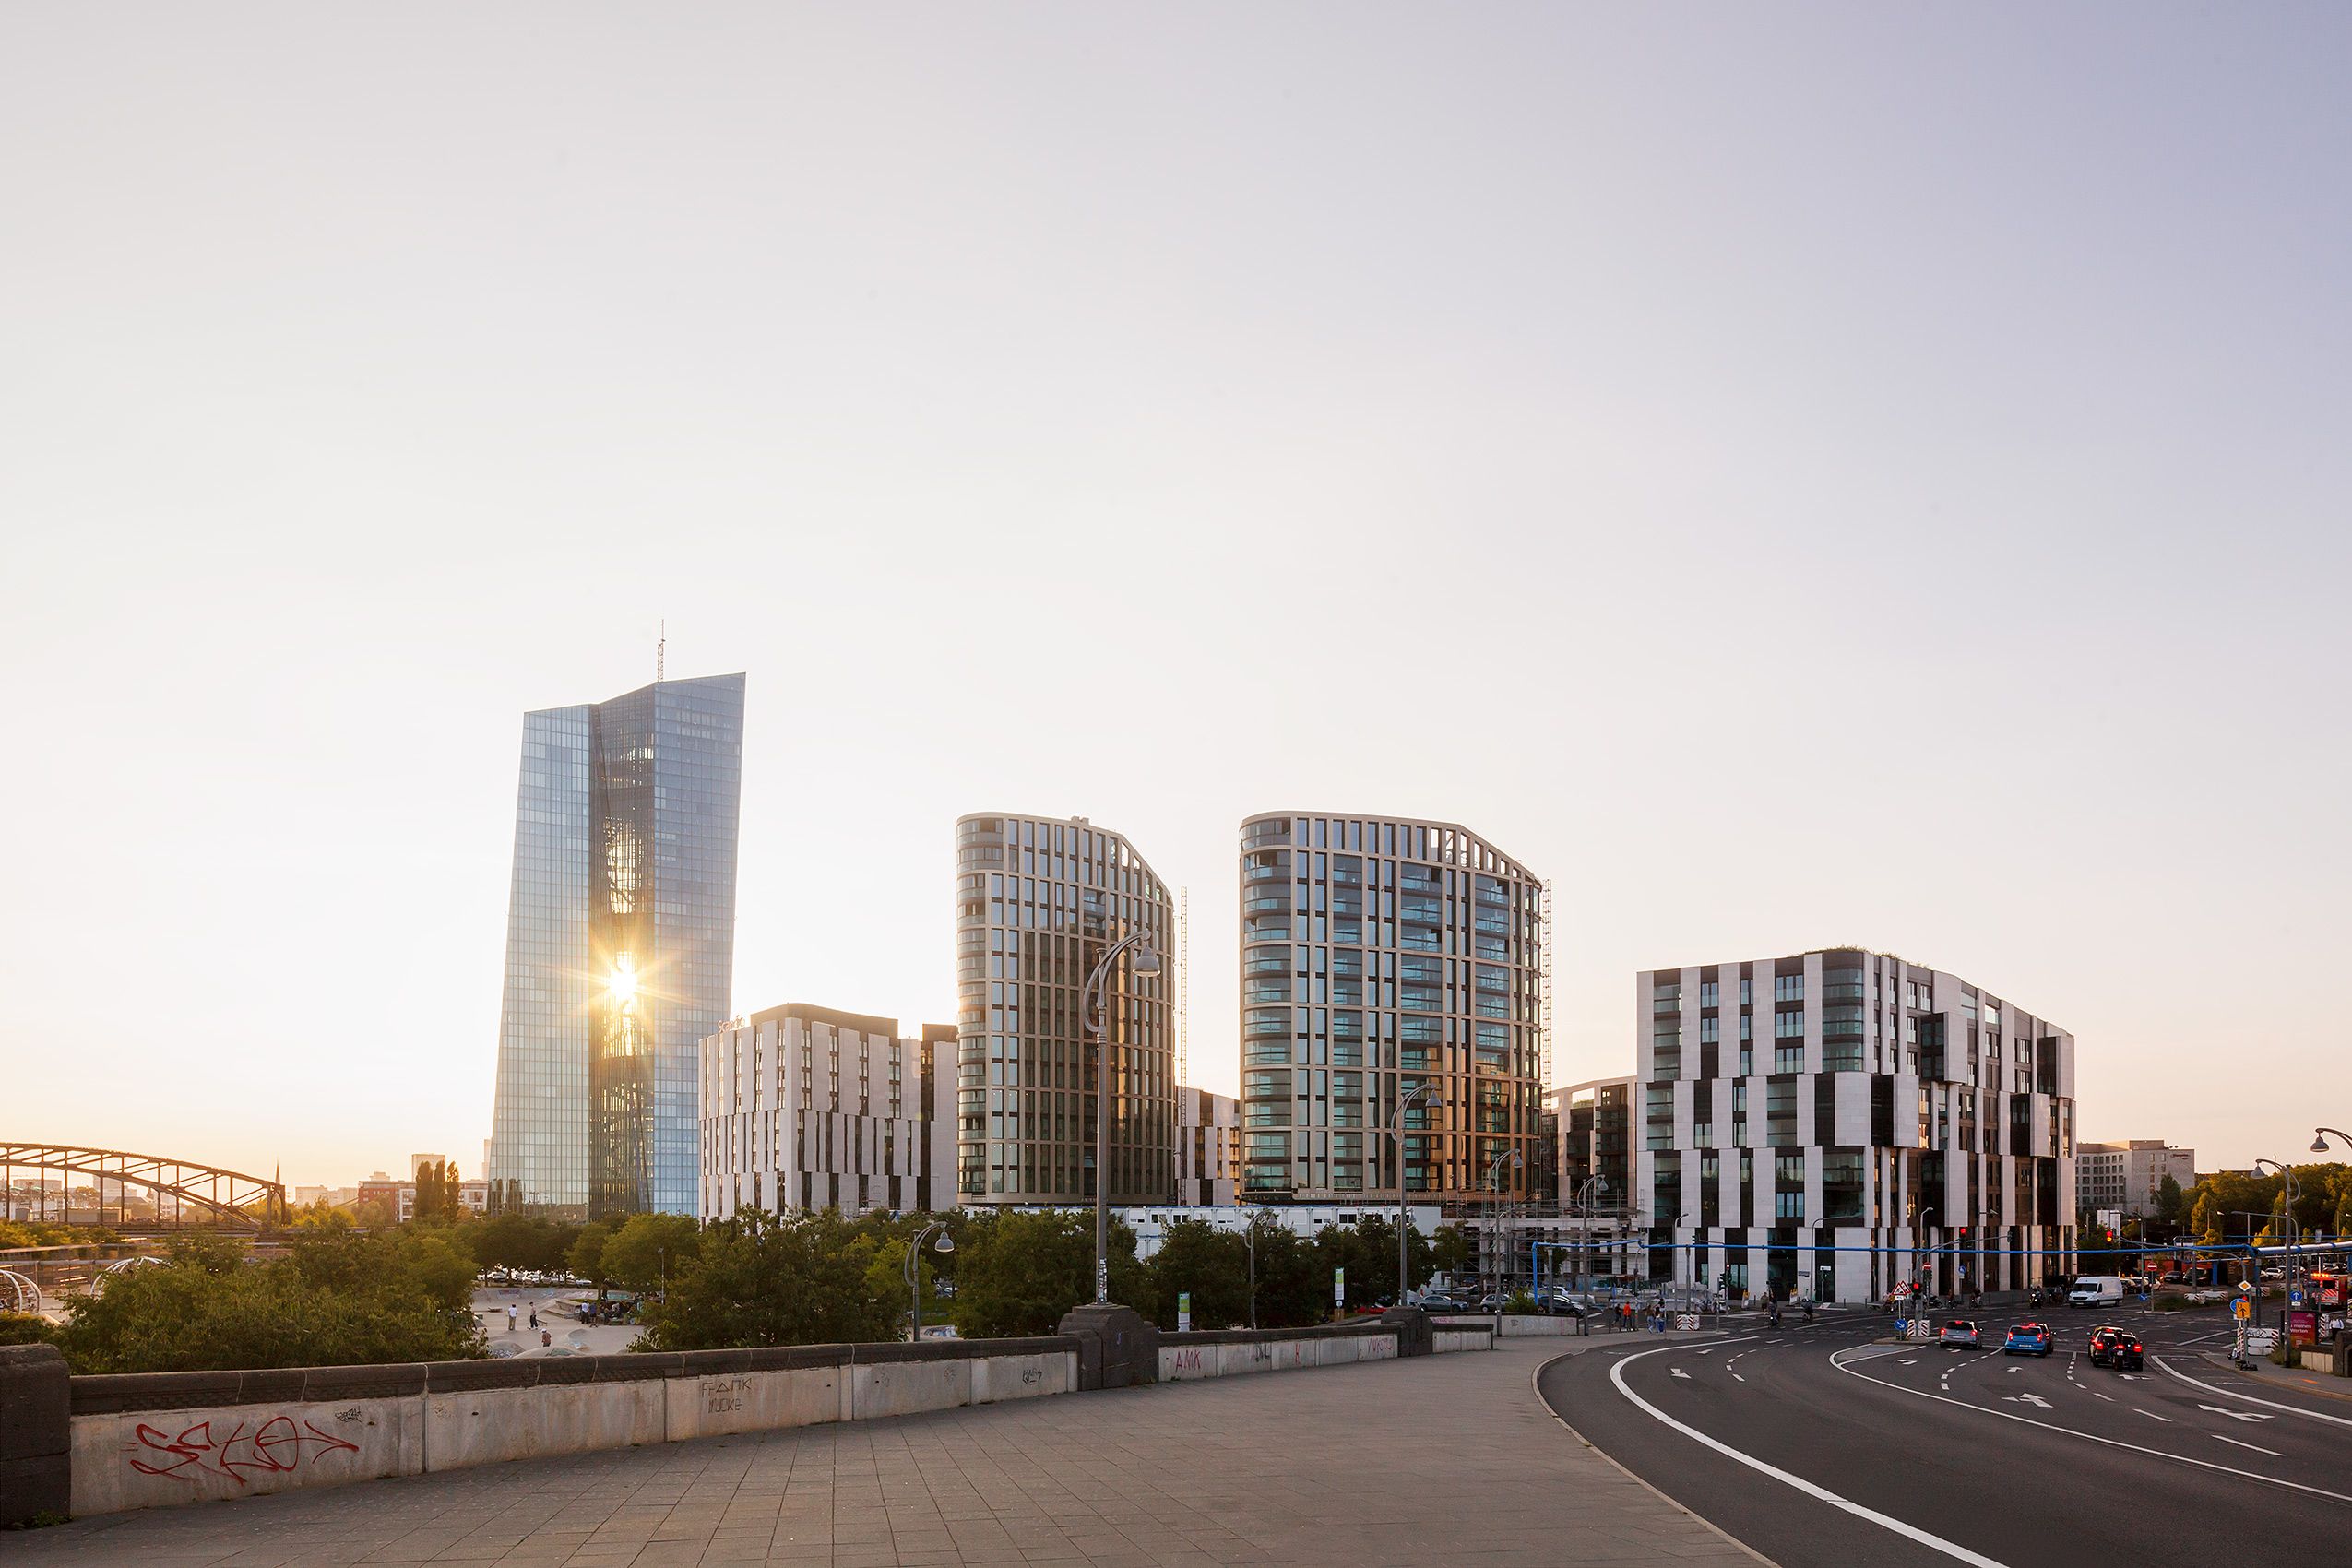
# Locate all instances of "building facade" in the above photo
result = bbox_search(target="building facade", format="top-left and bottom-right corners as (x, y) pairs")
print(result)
(954, 814), (1175, 1206)
(697, 1004), (956, 1219)
(1553, 1075), (1636, 1217)
(2075, 1141), (2194, 1220)
(1176, 1087), (1241, 1206)
(1638, 949), (2077, 1303)
(486, 671), (746, 1219)
(1238, 813), (1546, 1206)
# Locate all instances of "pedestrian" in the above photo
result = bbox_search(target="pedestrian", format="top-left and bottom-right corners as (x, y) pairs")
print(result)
(505, 1305), (517, 1333)
(540, 1329), (552, 1348)
(529, 1309), (539, 1329)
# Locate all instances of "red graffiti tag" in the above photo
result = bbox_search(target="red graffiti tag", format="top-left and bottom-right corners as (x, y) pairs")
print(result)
(127, 1415), (360, 1484)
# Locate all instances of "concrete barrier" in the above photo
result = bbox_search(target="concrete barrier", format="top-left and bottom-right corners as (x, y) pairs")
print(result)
(1431, 1313), (1587, 1337)
(64, 1338), (1076, 1518)
(53, 1317), (1460, 1519)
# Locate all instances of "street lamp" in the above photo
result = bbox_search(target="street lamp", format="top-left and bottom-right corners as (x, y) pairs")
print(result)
(2314, 1131), (2352, 1340)
(905, 1221), (954, 1341)
(2255, 1158), (2302, 1341)
(1393, 1079), (1438, 1307)
(1084, 932), (1159, 1305)
(1484, 1147), (1524, 1301)
(2312, 1127), (2352, 1157)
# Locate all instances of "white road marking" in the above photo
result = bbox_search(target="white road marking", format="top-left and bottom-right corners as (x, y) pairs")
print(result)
(2198, 1404), (2275, 1423)
(2214, 1434), (2284, 1457)
(2092, 1392), (2114, 1403)
(1732, 1372), (1746, 1383)
(1607, 1344), (2013, 1568)
(2006, 1367), (2021, 1374)
(1830, 1348), (2352, 1505)
(2135, 1409), (2171, 1422)
(2153, 1358), (2352, 1431)
(2002, 1393), (2052, 1408)
(1671, 1367), (1693, 1380)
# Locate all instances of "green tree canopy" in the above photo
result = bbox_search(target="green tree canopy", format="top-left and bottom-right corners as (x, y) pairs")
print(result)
(953, 1209), (1146, 1338)
(469, 1212), (581, 1277)
(53, 1230), (482, 1373)
(600, 1213), (703, 1295)
(567, 1221), (613, 1296)
(1139, 1218), (1250, 1331)
(637, 1207), (893, 1350)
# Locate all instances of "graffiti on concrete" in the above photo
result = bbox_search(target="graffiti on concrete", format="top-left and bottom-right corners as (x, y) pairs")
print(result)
(127, 1414), (362, 1484)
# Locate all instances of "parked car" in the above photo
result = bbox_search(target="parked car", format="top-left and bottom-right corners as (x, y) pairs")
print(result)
(1476, 1290), (1510, 1313)
(1939, 1319), (1981, 1349)
(2087, 1324), (2128, 1366)
(1415, 1290), (1478, 1312)
(2002, 1323), (2053, 1356)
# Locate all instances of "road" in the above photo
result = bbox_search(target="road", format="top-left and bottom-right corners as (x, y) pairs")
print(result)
(1538, 1305), (2352, 1568)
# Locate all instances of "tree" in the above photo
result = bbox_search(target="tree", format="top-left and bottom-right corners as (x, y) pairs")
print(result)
(2156, 1173), (2185, 1228)
(1431, 1223), (1476, 1282)
(53, 1229), (482, 1373)
(469, 1212), (581, 1278)
(1140, 1219), (1250, 1331)
(953, 1209), (1146, 1338)
(636, 1208), (893, 1350)
(567, 1221), (613, 1301)
(1246, 1221), (1325, 1328)
(600, 1213), (702, 1296)
(1315, 1217), (1432, 1311)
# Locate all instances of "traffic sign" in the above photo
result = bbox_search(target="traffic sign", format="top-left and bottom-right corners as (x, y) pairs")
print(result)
(2234, 1298), (2252, 1321)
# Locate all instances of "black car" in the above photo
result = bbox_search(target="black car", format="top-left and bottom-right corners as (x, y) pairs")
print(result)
(2086, 1324), (2127, 1366)
(2110, 1335), (2144, 1372)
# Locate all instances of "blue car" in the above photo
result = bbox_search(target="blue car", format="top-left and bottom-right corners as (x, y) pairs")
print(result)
(2002, 1322), (2054, 1356)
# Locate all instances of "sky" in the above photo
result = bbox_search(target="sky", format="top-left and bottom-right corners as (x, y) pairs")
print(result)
(4, 6), (2346, 1187)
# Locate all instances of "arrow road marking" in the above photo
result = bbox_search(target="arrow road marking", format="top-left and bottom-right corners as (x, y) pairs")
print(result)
(2002, 1393), (2053, 1408)
(2214, 1434), (2284, 1456)
(2153, 1358), (2352, 1431)
(1670, 1367), (1692, 1380)
(1830, 1348), (2352, 1507)
(2199, 1405), (2275, 1423)
(2006, 1367), (2021, 1374)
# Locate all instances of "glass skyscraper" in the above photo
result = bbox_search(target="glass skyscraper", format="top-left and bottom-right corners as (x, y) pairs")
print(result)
(488, 672), (745, 1218)
(1238, 812), (1547, 1206)
(954, 814), (1174, 1206)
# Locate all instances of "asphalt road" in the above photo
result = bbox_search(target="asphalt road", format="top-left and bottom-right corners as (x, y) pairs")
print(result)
(1538, 1306), (2352, 1568)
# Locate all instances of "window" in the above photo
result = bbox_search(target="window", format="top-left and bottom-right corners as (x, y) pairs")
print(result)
(1775, 974), (1805, 1003)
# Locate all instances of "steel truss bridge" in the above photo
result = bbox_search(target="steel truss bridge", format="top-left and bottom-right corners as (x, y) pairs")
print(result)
(0, 1144), (285, 1229)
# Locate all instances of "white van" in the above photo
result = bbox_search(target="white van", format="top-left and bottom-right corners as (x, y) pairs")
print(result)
(2068, 1276), (2124, 1309)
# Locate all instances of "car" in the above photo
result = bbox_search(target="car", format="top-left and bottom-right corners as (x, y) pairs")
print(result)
(1415, 1291), (1478, 1312)
(1939, 1319), (1981, 1349)
(2086, 1324), (2128, 1366)
(2068, 1276), (2125, 1309)
(2002, 1323), (2053, 1356)
(1476, 1290), (1510, 1313)
(2110, 1334), (2144, 1372)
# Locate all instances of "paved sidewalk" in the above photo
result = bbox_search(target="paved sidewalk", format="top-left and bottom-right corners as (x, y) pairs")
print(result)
(20, 1340), (1760, 1567)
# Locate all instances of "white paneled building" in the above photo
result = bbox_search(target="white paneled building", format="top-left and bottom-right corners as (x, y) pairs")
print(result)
(697, 1004), (956, 1220)
(1637, 949), (2077, 1304)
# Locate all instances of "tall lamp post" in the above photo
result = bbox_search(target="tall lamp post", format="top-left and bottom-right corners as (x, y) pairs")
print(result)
(905, 1221), (954, 1341)
(1393, 1079), (1437, 1306)
(2312, 1129), (2352, 1340)
(1483, 1147), (1524, 1301)
(2255, 1158), (2303, 1342)
(1084, 932), (1160, 1305)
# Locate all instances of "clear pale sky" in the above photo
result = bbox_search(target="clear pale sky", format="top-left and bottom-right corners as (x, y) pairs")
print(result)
(6, 6), (2346, 1186)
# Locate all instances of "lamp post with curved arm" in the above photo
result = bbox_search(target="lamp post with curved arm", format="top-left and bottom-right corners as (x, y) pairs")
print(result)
(1084, 932), (1160, 1305)
(2255, 1158), (2301, 1341)
(905, 1221), (954, 1341)
(1483, 1147), (1524, 1301)
(1393, 1079), (1437, 1305)
(2313, 1130), (2352, 1339)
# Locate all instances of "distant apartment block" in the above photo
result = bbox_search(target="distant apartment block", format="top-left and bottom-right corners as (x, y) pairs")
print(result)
(696, 1004), (956, 1220)
(1238, 813), (1546, 1206)
(2075, 1140), (2194, 1219)
(1639, 949), (2077, 1303)
(1176, 1087), (1241, 1206)
(954, 814), (1175, 1206)
(1552, 1075), (1636, 1218)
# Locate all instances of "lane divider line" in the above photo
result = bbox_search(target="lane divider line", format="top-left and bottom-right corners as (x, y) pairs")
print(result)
(2134, 1409), (2171, 1421)
(1606, 1344), (2013, 1568)
(1529, 1343), (1780, 1568)
(2214, 1434), (2284, 1457)
(1830, 1348), (2352, 1504)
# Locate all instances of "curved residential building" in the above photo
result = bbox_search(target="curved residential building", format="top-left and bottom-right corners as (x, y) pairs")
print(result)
(1238, 813), (1546, 1206)
(955, 814), (1175, 1206)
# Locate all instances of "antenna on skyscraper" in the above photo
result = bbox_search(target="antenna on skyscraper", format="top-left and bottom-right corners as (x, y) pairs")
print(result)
(657, 619), (666, 682)
(1178, 885), (1190, 1088)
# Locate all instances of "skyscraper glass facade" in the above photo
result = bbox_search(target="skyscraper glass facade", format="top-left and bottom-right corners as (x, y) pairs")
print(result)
(1238, 813), (1546, 1206)
(489, 672), (744, 1218)
(955, 814), (1173, 1206)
